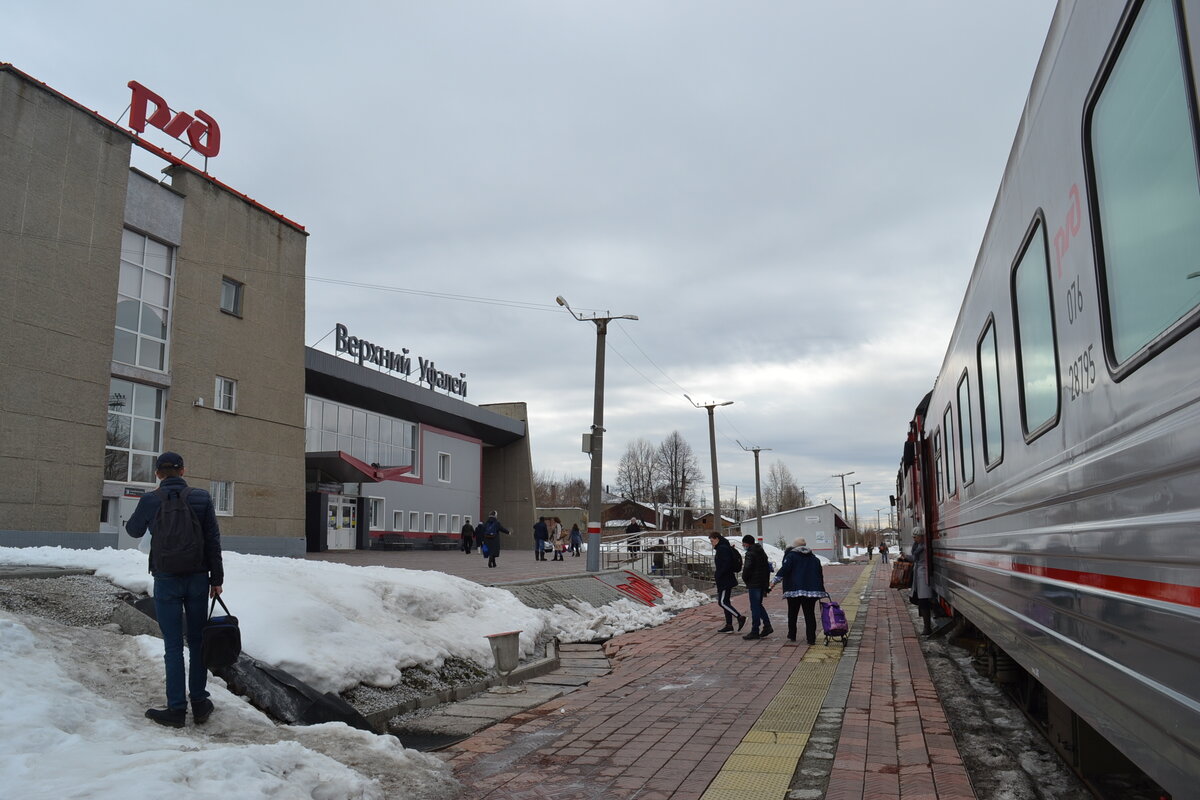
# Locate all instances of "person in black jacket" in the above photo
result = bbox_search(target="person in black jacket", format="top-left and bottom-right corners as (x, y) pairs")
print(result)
(125, 451), (223, 728)
(460, 520), (475, 554)
(740, 535), (774, 639)
(771, 537), (826, 644)
(709, 533), (747, 633)
(481, 511), (510, 568)
(533, 516), (549, 562)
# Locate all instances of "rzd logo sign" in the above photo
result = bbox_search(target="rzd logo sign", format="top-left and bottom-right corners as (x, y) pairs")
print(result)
(127, 80), (221, 159)
(594, 570), (664, 607)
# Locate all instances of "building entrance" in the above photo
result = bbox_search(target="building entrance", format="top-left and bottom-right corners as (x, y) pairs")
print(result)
(327, 495), (357, 550)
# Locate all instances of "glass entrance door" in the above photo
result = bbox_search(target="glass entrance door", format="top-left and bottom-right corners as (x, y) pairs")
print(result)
(326, 496), (357, 550)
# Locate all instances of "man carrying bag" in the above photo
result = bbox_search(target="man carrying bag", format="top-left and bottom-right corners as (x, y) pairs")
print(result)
(125, 451), (225, 728)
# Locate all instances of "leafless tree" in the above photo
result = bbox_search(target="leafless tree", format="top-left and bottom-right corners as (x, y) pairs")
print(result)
(534, 471), (588, 508)
(655, 431), (704, 511)
(763, 460), (808, 514)
(615, 438), (658, 502)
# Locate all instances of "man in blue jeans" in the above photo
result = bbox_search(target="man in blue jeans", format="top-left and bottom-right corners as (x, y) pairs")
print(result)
(126, 451), (224, 728)
(740, 534), (774, 640)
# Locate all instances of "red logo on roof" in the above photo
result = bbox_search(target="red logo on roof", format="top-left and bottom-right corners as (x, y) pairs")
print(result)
(126, 80), (220, 159)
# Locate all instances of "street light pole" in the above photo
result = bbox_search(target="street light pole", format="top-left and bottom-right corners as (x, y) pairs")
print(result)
(557, 296), (638, 572)
(850, 481), (861, 548)
(832, 471), (854, 561)
(687, 395), (733, 538)
(738, 441), (770, 543)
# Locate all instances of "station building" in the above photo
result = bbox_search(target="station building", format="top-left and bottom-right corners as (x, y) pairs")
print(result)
(0, 64), (536, 556)
(738, 502), (852, 561)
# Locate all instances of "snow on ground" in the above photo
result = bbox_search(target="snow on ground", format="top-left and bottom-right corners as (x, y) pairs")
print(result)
(0, 545), (708, 799)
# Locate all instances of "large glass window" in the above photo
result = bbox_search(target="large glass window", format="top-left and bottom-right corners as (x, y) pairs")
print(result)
(1012, 220), (1060, 436)
(933, 430), (944, 503)
(1088, 0), (1200, 366)
(220, 277), (244, 316)
(942, 405), (957, 498)
(957, 372), (975, 486)
(115, 229), (173, 371)
(106, 379), (164, 483)
(978, 320), (1004, 467)
(302, 396), (418, 471)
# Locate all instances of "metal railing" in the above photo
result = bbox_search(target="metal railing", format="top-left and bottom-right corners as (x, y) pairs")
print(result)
(596, 529), (717, 582)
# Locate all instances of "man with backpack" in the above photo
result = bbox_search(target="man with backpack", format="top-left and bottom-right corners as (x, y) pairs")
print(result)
(709, 533), (747, 633)
(481, 511), (510, 568)
(125, 451), (224, 728)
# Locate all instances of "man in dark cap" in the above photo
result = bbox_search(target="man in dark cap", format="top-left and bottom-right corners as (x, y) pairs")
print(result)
(125, 451), (224, 728)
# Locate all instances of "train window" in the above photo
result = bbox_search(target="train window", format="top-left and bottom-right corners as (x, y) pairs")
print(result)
(933, 429), (944, 503)
(977, 318), (1004, 468)
(942, 404), (957, 497)
(1011, 216), (1060, 439)
(1085, 0), (1200, 373)
(957, 371), (975, 486)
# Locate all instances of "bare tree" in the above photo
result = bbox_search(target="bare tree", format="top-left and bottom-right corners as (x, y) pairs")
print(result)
(616, 438), (658, 502)
(763, 461), (808, 514)
(534, 471), (588, 508)
(655, 431), (704, 512)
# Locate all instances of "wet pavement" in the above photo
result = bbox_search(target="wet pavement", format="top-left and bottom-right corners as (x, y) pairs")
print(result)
(306, 548), (978, 799)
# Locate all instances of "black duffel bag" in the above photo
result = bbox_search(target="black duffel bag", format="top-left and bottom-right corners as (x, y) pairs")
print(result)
(202, 595), (241, 671)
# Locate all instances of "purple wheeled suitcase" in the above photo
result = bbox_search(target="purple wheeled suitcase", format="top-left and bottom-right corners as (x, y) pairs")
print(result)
(820, 593), (849, 646)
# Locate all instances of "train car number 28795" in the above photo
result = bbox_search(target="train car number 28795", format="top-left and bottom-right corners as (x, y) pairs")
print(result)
(1066, 344), (1096, 401)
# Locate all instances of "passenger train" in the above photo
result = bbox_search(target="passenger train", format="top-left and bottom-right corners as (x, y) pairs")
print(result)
(895, 1), (1200, 796)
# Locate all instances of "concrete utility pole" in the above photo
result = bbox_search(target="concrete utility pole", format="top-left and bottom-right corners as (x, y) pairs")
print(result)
(850, 481), (861, 547)
(738, 441), (770, 542)
(687, 395), (733, 538)
(556, 296), (638, 572)
(832, 471), (854, 561)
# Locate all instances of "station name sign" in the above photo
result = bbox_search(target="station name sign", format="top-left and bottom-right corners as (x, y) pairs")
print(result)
(334, 323), (467, 398)
(127, 80), (221, 159)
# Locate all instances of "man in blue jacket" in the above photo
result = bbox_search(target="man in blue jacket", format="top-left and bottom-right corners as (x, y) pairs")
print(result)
(125, 451), (224, 728)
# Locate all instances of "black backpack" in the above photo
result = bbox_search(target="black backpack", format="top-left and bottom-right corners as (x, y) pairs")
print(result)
(150, 488), (207, 574)
(729, 544), (743, 573)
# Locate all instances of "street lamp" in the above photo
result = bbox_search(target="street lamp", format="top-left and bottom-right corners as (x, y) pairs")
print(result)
(850, 481), (861, 547)
(556, 296), (638, 572)
(686, 395), (733, 538)
(737, 441), (770, 543)
(832, 471), (854, 561)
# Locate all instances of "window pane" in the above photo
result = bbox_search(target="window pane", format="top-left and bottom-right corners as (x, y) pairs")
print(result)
(113, 330), (137, 365)
(943, 406), (957, 496)
(131, 454), (156, 483)
(322, 402), (338, 433)
(321, 431), (337, 450)
(933, 432), (944, 503)
(144, 238), (171, 275)
(107, 415), (130, 448)
(104, 449), (129, 481)
(1013, 223), (1059, 433)
(109, 380), (133, 413)
(131, 418), (159, 452)
(115, 296), (140, 331)
(978, 323), (1004, 466)
(121, 229), (143, 265)
(133, 384), (161, 419)
(338, 406), (352, 435)
(142, 271), (169, 307)
(1090, 0), (1200, 363)
(140, 304), (167, 338)
(138, 339), (164, 370)
(366, 414), (379, 441)
(353, 410), (366, 438)
(305, 427), (318, 451)
(119, 263), (142, 297)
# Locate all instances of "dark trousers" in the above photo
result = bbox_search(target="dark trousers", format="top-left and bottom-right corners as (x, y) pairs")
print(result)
(787, 596), (819, 644)
(153, 572), (211, 709)
(462, 538), (472, 554)
(535, 540), (547, 560)
(570, 542), (581, 556)
(747, 587), (770, 633)
(716, 586), (741, 624)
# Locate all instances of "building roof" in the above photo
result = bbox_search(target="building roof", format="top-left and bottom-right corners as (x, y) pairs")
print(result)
(745, 502), (851, 529)
(305, 348), (525, 446)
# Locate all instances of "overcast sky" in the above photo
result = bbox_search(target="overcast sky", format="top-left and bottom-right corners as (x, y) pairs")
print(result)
(5, 1), (1058, 523)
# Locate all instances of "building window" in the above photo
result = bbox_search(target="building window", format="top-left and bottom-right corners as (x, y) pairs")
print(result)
(105, 379), (164, 483)
(451, 514), (460, 532)
(220, 277), (244, 317)
(409, 511), (419, 532)
(1011, 218), (1060, 438)
(1086, 0), (1200, 370)
(957, 371), (975, 486)
(977, 318), (1004, 468)
(933, 430), (944, 504)
(115, 229), (173, 372)
(438, 513), (448, 533)
(438, 452), (451, 482)
(302, 396), (418, 471)
(393, 510), (404, 530)
(367, 497), (384, 530)
(942, 405), (957, 498)
(424, 512), (435, 533)
(211, 481), (234, 516)
(215, 376), (237, 413)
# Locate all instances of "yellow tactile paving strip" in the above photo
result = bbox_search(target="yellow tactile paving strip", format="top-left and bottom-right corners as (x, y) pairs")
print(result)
(700, 565), (874, 800)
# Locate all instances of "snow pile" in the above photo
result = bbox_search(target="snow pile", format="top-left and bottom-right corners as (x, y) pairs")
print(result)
(547, 584), (709, 643)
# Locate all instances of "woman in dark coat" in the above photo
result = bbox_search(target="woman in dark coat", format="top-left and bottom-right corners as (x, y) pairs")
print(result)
(771, 537), (826, 644)
(709, 533), (747, 633)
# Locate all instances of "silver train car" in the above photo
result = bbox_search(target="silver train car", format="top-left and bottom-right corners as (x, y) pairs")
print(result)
(895, 1), (1200, 795)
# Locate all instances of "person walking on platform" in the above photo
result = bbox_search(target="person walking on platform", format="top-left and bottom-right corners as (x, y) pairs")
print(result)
(569, 523), (583, 557)
(550, 517), (567, 561)
(910, 528), (934, 635)
(709, 533), (746, 633)
(879, 542), (889, 564)
(740, 535), (774, 639)
(867, 544), (874, 561)
(771, 537), (825, 645)
(533, 516), (549, 562)
(474, 520), (485, 553)
(481, 512), (510, 568)
(460, 520), (475, 555)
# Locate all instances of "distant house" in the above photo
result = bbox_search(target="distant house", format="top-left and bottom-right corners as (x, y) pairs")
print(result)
(602, 499), (658, 529)
(738, 503), (852, 561)
(691, 512), (739, 533)
(536, 507), (587, 535)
